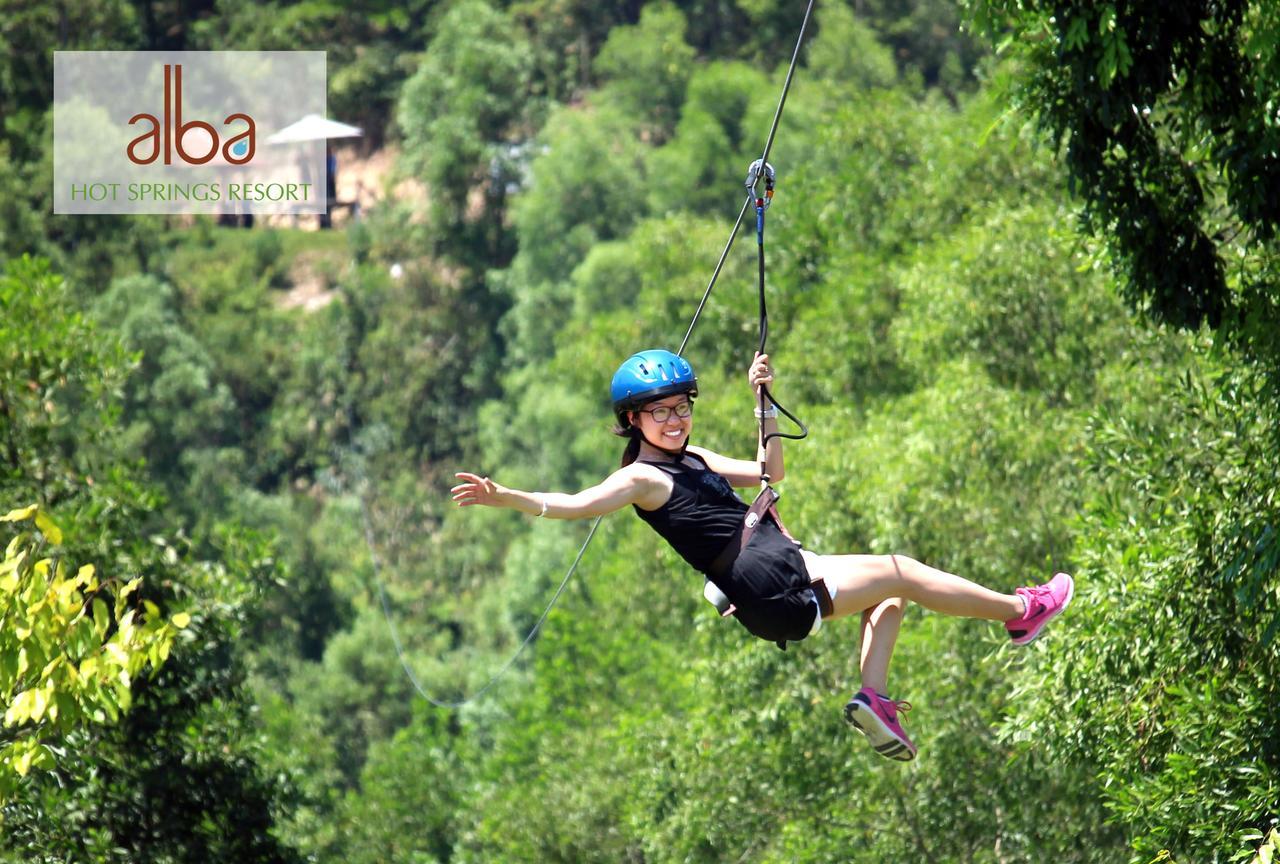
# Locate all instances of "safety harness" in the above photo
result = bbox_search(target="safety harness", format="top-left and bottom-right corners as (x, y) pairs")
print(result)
(702, 485), (832, 618)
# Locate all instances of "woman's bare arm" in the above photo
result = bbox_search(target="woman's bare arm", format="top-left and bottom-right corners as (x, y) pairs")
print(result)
(452, 463), (667, 519)
(685, 444), (784, 488)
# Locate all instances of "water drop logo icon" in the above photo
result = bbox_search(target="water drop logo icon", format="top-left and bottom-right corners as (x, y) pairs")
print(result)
(231, 139), (249, 159)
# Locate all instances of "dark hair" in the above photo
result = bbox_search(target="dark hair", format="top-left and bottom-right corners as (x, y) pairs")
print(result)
(615, 422), (642, 467)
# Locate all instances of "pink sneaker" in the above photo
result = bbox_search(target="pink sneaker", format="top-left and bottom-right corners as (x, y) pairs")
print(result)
(844, 687), (917, 761)
(1005, 572), (1074, 645)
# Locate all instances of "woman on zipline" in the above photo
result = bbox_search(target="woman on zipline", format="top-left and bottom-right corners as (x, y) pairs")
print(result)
(452, 349), (1073, 761)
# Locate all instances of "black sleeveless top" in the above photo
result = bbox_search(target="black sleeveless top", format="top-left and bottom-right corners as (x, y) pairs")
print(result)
(632, 451), (819, 648)
(632, 452), (747, 573)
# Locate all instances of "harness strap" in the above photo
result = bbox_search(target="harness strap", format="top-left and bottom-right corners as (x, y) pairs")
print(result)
(743, 488), (832, 621)
(703, 483), (833, 620)
(741, 485), (783, 550)
(810, 576), (833, 618)
(763, 489), (797, 544)
(706, 485), (784, 581)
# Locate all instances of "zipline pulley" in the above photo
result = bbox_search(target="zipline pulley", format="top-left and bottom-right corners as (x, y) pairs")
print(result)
(745, 159), (775, 210)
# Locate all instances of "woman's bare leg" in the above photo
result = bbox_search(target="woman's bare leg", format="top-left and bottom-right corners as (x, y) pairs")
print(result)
(859, 598), (906, 694)
(806, 553), (1024, 622)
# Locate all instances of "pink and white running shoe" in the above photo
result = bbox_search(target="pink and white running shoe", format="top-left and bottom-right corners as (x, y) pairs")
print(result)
(1005, 572), (1075, 645)
(844, 687), (917, 761)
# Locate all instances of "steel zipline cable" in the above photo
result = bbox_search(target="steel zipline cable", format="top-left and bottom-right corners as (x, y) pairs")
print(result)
(677, 0), (815, 357)
(354, 0), (817, 709)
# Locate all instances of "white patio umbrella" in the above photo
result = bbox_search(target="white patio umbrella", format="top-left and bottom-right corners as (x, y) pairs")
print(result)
(266, 114), (363, 144)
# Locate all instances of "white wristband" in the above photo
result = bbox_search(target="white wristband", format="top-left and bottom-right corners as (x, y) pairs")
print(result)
(538, 497), (548, 517)
(754, 405), (778, 419)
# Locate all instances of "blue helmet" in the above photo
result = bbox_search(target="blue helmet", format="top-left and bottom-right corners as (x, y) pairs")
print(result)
(611, 349), (697, 427)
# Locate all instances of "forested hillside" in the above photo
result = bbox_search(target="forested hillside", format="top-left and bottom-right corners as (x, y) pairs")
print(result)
(1, 2), (1277, 862)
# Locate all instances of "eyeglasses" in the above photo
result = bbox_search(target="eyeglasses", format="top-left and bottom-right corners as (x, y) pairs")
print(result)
(636, 401), (693, 423)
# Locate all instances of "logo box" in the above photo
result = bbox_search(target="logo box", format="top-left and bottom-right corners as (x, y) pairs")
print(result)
(54, 51), (327, 216)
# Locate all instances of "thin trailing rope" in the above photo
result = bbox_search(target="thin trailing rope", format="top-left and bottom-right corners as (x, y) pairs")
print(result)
(360, 478), (601, 710)
(361, 0), (817, 708)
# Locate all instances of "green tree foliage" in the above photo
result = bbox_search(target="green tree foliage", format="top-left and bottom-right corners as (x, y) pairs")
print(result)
(0, 256), (132, 507)
(806, 0), (899, 90)
(890, 203), (1130, 404)
(963, 0), (1280, 368)
(850, 0), (984, 92)
(0, 2), (139, 162)
(948, 6), (1280, 857)
(90, 274), (236, 503)
(1, 521), (308, 864)
(497, 101), (649, 362)
(1005, 365), (1280, 862)
(647, 61), (773, 215)
(349, 263), (505, 465)
(0, 6), (169, 290)
(507, 0), (648, 101)
(398, 0), (539, 268)
(595, 1), (697, 141)
(0, 505), (186, 798)
(189, 0), (439, 147)
(0, 143), (45, 264)
(0, 254), (304, 862)
(332, 705), (465, 864)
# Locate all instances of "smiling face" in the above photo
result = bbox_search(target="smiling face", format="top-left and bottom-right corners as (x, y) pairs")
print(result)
(630, 394), (694, 454)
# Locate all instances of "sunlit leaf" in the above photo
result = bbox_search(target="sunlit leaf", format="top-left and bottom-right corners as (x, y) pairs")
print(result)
(0, 506), (38, 524)
(33, 510), (62, 546)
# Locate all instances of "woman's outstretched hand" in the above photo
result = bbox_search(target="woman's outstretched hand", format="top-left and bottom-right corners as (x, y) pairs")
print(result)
(452, 472), (504, 508)
(748, 351), (774, 394)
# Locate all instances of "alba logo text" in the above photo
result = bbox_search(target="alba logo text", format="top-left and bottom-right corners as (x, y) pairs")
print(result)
(127, 63), (255, 166)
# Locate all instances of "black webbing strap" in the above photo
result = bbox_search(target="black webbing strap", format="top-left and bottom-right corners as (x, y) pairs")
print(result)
(704, 484), (831, 620)
(706, 486), (785, 579)
(704, 485), (832, 621)
(810, 576), (833, 618)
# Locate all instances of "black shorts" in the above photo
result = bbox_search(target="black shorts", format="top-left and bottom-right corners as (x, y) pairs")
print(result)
(717, 520), (818, 649)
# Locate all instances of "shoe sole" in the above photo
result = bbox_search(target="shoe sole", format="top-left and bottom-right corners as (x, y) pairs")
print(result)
(844, 697), (917, 762)
(1010, 573), (1075, 646)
